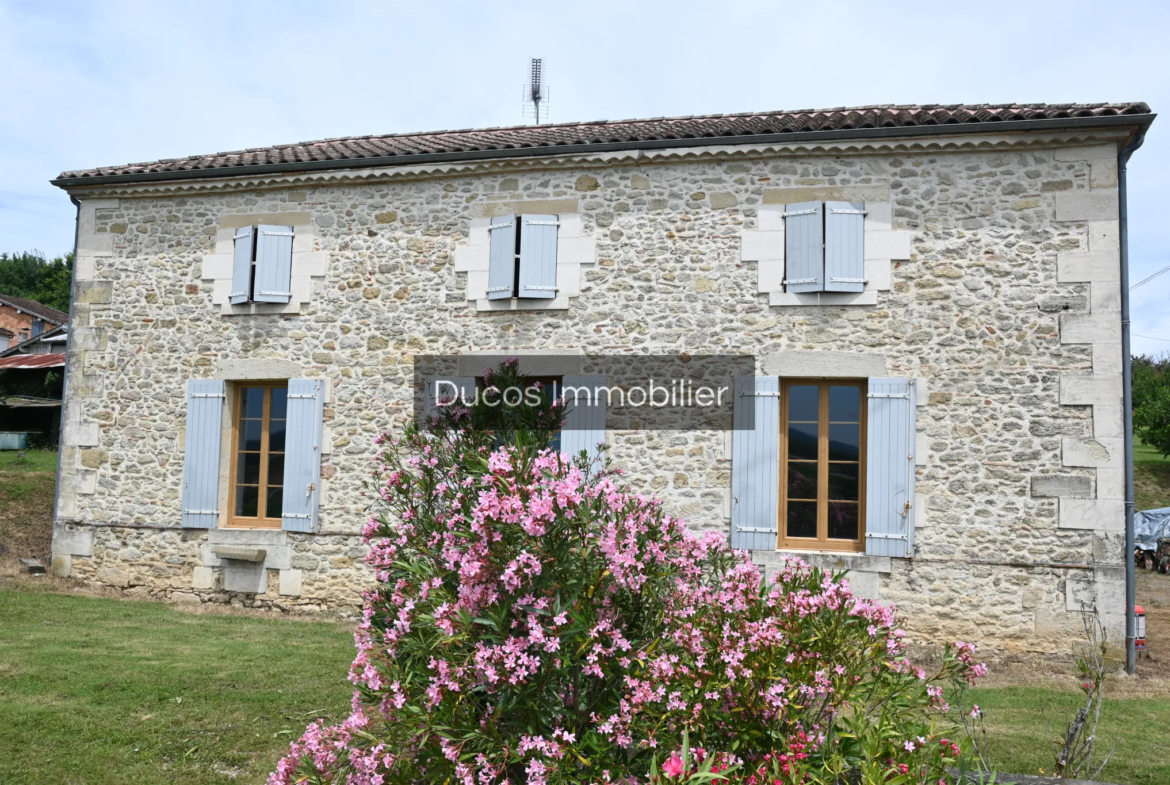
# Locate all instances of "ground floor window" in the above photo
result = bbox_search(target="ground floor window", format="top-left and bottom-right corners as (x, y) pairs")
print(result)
(780, 379), (866, 552)
(228, 382), (287, 528)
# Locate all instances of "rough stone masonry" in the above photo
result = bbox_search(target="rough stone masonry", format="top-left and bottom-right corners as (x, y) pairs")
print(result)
(48, 105), (1152, 654)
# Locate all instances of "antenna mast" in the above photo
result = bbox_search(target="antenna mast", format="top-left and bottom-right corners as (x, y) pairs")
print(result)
(523, 58), (549, 124)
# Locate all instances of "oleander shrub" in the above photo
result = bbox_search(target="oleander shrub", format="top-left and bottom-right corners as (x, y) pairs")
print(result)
(270, 360), (984, 785)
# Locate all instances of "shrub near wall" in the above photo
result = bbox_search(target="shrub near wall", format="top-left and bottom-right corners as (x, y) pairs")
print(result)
(270, 361), (985, 785)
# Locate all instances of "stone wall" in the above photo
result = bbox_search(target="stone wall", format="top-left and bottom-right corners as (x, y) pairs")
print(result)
(53, 133), (1127, 650)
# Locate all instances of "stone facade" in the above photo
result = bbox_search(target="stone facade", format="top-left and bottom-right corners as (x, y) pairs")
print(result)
(52, 126), (1133, 651)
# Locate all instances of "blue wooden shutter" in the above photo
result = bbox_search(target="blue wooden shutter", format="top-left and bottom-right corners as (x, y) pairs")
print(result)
(253, 224), (294, 304)
(784, 201), (824, 293)
(518, 214), (559, 299)
(824, 201), (865, 293)
(864, 378), (916, 557)
(31, 320), (44, 337)
(561, 375), (606, 464)
(282, 379), (325, 532)
(423, 376), (476, 426)
(230, 226), (253, 305)
(487, 215), (517, 300)
(182, 379), (225, 528)
(731, 376), (780, 550)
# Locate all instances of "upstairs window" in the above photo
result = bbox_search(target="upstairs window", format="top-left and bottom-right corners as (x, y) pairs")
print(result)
(231, 225), (295, 305)
(487, 214), (559, 300)
(784, 201), (865, 294)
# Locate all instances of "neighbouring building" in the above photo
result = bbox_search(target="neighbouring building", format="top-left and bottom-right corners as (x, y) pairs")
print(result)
(0, 294), (67, 348)
(0, 324), (67, 445)
(48, 103), (1153, 653)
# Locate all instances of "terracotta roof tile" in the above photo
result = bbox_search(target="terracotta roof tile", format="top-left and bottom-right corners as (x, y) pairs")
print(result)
(54, 102), (1152, 183)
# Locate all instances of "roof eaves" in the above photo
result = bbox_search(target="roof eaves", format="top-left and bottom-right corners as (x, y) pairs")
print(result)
(51, 112), (1156, 189)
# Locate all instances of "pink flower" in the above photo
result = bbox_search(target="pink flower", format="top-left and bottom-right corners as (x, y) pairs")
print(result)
(662, 753), (685, 778)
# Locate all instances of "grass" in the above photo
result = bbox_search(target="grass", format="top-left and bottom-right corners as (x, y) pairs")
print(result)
(967, 683), (1170, 785)
(0, 449), (57, 564)
(0, 588), (355, 785)
(1135, 440), (1170, 466)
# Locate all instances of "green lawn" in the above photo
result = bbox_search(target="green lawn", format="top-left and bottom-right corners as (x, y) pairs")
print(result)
(967, 684), (1170, 785)
(0, 448), (59, 472)
(0, 588), (355, 785)
(1136, 439), (1170, 466)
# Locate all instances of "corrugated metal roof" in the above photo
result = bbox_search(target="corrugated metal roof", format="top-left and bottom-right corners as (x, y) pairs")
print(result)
(0, 354), (66, 369)
(53, 102), (1153, 184)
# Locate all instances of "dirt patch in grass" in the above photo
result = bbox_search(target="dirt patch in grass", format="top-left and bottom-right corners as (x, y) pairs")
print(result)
(0, 450), (57, 568)
(1136, 462), (1170, 512)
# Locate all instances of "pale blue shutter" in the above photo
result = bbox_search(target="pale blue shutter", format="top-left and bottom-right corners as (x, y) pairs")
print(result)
(182, 379), (225, 528)
(423, 376), (476, 426)
(864, 378), (916, 557)
(282, 379), (325, 532)
(253, 224), (294, 304)
(230, 226), (253, 305)
(561, 375), (606, 464)
(824, 201), (865, 293)
(784, 201), (824, 293)
(518, 214), (558, 299)
(487, 215), (517, 300)
(731, 376), (779, 550)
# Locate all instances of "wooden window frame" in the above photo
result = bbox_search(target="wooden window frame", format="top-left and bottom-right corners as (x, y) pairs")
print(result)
(226, 381), (287, 529)
(777, 379), (867, 552)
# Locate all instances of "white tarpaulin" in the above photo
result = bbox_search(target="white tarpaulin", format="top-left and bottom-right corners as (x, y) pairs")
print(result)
(1135, 507), (1170, 551)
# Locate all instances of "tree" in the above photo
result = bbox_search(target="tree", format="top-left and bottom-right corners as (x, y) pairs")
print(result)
(0, 251), (73, 312)
(1134, 354), (1170, 458)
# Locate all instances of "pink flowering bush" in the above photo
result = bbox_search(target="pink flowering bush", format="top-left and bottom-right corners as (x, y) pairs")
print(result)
(270, 361), (985, 785)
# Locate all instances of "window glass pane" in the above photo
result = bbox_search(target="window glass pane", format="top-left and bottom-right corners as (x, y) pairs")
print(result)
(787, 462), (818, 500)
(828, 463), (860, 501)
(238, 453), (261, 484)
(266, 487), (283, 520)
(827, 502), (859, 540)
(236, 485), (259, 517)
(270, 387), (287, 420)
(788, 422), (818, 460)
(269, 419), (286, 454)
(786, 501), (817, 539)
(239, 419), (263, 452)
(828, 423), (860, 462)
(267, 453), (284, 486)
(242, 387), (265, 419)
(828, 385), (861, 422)
(788, 385), (818, 422)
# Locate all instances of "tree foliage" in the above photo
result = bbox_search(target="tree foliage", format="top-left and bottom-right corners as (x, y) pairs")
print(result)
(1134, 354), (1170, 458)
(0, 251), (73, 313)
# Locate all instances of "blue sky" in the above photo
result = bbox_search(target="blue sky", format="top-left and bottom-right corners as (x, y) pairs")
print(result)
(1, 0), (1166, 354)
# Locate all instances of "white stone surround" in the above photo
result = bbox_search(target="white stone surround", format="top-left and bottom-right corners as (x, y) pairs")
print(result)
(740, 191), (911, 307)
(200, 212), (329, 315)
(455, 212), (597, 311)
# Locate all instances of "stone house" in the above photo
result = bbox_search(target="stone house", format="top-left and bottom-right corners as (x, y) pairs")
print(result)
(48, 103), (1153, 653)
(0, 295), (67, 348)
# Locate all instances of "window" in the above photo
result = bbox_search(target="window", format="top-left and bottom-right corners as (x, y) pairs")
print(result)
(784, 201), (865, 294)
(779, 380), (866, 551)
(228, 383), (287, 528)
(473, 376), (563, 451)
(487, 214), (559, 300)
(231, 224), (294, 305)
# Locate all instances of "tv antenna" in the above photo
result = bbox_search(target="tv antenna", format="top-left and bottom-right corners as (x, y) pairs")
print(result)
(522, 58), (549, 124)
